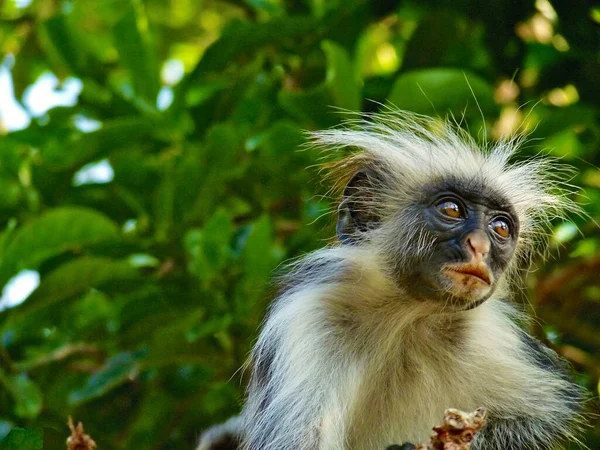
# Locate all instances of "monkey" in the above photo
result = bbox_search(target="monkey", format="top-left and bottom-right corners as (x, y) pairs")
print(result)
(197, 111), (584, 450)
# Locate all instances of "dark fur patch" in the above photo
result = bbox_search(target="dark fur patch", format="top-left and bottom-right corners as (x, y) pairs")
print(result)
(206, 434), (240, 450)
(198, 416), (244, 450)
(468, 333), (583, 450)
(251, 338), (277, 413)
(518, 331), (583, 407)
(472, 416), (556, 450)
(276, 256), (349, 297)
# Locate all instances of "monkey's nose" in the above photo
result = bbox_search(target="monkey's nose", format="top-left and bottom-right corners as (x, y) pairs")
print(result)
(466, 231), (490, 260)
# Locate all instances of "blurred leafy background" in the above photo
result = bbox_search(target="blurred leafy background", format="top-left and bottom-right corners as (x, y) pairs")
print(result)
(0, 0), (599, 448)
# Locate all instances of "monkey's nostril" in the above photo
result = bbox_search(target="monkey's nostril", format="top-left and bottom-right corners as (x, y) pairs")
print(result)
(466, 231), (491, 258)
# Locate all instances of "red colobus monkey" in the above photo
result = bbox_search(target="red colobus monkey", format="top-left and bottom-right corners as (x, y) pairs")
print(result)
(198, 111), (583, 450)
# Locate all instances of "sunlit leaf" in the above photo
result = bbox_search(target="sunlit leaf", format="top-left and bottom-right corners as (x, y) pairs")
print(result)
(544, 130), (582, 160)
(388, 68), (496, 116)
(552, 222), (578, 245)
(40, 13), (86, 75)
(113, 4), (160, 105)
(19, 256), (139, 313)
(321, 40), (361, 111)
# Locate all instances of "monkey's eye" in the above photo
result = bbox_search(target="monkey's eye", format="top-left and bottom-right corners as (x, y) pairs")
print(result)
(437, 200), (464, 219)
(490, 218), (511, 238)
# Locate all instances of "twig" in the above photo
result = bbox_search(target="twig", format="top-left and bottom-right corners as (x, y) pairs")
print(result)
(416, 408), (487, 450)
(67, 417), (97, 450)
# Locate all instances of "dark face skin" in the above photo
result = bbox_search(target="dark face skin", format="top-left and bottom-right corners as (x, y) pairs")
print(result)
(401, 179), (519, 309)
(337, 172), (520, 310)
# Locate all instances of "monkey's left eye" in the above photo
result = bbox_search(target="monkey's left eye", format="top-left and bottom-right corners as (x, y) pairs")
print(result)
(437, 200), (464, 219)
(490, 218), (511, 238)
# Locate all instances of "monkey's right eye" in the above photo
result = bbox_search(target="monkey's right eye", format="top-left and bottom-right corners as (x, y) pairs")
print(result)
(437, 200), (464, 219)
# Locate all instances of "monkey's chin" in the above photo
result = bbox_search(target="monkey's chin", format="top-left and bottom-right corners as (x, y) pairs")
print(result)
(441, 270), (493, 306)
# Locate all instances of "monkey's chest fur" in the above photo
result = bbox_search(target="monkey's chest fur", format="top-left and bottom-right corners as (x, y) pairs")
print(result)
(318, 301), (562, 450)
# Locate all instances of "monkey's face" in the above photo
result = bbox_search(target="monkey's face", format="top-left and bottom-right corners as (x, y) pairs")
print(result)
(337, 171), (520, 310)
(399, 180), (520, 309)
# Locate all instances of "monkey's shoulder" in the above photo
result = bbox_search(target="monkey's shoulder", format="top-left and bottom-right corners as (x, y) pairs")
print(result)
(275, 251), (353, 297)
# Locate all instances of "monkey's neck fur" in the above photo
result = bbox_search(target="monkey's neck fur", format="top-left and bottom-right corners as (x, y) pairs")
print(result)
(244, 246), (579, 450)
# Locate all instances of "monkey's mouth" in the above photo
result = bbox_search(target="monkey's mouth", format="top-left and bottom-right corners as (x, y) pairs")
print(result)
(443, 264), (492, 285)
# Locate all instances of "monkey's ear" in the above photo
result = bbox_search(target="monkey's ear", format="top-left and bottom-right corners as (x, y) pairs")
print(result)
(337, 170), (380, 244)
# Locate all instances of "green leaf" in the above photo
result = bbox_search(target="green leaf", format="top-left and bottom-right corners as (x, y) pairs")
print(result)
(0, 208), (120, 289)
(20, 256), (139, 313)
(182, 123), (245, 222)
(544, 130), (582, 160)
(235, 216), (282, 314)
(0, 427), (43, 450)
(402, 11), (490, 73)
(0, 372), (43, 420)
(41, 117), (153, 170)
(145, 311), (232, 367)
(185, 79), (229, 107)
(187, 16), (317, 81)
(154, 159), (176, 242)
(184, 210), (234, 284)
(321, 40), (361, 111)
(40, 13), (85, 74)
(242, 215), (276, 283)
(1, 258), (137, 347)
(0, 220), (17, 262)
(258, 121), (305, 157)
(278, 41), (361, 128)
(570, 238), (600, 258)
(186, 313), (232, 343)
(120, 391), (176, 450)
(113, 3), (160, 105)
(278, 84), (339, 128)
(69, 351), (145, 405)
(387, 68), (497, 116)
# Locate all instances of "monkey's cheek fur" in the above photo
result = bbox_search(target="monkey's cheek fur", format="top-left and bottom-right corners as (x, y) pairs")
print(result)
(442, 270), (493, 302)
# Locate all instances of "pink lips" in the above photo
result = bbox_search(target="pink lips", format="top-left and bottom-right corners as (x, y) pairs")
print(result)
(443, 263), (492, 285)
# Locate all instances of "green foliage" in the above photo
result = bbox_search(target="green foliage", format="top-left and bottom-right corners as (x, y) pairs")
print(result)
(388, 68), (497, 116)
(0, 208), (119, 288)
(0, 427), (43, 450)
(0, 0), (599, 448)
